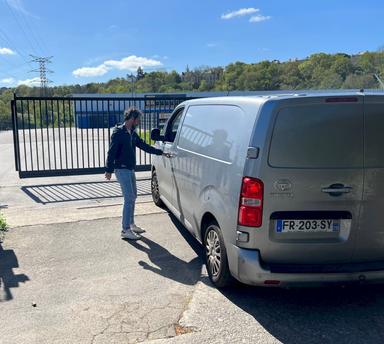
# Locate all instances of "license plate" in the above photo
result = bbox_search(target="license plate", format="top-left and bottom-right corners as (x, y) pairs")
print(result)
(275, 219), (340, 233)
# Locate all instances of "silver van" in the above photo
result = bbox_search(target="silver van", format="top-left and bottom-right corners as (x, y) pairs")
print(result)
(150, 92), (384, 288)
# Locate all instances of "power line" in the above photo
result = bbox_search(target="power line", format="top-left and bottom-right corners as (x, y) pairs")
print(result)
(0, 69), (19, 83)
(0, 53), (20, 70)
(5, 1), (40, 56)
(29, 55), (53, 94)
(0, 28), (33, 67)
(11, 2), (48, 55)
(5, 61), (30, 73)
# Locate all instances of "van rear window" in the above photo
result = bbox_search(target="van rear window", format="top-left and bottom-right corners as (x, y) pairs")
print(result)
(268, 104), (363, 168)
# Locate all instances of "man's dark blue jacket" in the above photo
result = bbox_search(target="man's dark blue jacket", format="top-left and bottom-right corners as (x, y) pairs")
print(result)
(105, 124), (162, 173)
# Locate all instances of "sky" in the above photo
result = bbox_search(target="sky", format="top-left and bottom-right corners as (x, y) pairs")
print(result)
(0, 0), (383, 87)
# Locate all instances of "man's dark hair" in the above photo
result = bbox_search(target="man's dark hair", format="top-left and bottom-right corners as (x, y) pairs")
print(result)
(124, 108), (142, 121)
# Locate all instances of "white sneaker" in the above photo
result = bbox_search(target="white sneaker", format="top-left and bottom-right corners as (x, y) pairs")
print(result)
(130, 224), (146, 234)
(121, 229), (142, 240)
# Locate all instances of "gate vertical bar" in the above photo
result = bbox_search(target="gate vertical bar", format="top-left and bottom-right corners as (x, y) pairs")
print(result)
(20, 99), (28, 171)
(102, 100), (106, 166)
(32, 100), (39, 171)
(50, 99), (57, 170)
(44, 99), (51, 170)
(57, 99), (63, 169)
(39, 100), (46, 170)
(11, 98), (21, 172)
(27, 99), (34, 171)
(85, 99), (90, 168)
(96, 100), (100, 167)
(80, 100), (85, 168)
(62, 99), (68, 169)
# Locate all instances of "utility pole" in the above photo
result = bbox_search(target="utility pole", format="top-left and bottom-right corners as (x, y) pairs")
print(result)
(29, 55), (53, 95)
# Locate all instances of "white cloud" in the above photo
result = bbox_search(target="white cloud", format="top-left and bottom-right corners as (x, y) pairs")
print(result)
(0, 77), (15, 84)
(249, 15), (271, 23)
(104, 55), (162, 71)
(17, 77), (40, 86)
(221, 8), (259, 20)
(73, 55), (163, 78)
(72, 64), (109, 77)
(207, 42), (219, 48)
(0, 47), (16, 55)
(152, 55), (168, 60)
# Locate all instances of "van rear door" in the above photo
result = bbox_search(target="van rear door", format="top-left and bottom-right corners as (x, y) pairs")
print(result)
(258, 96), (364, 264)
(353, 94), (384, 262)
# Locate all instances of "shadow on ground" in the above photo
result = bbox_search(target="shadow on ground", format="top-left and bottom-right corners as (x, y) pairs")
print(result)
(123, 209), (384, 343)
(0, 243), (29, 302)
(126, 212), (205, 286)
(21, 179), (151, 204)
(221, 282), (384, 343)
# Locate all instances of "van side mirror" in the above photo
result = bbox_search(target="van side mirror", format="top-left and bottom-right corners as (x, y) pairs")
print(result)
(151, 128), (164, 141)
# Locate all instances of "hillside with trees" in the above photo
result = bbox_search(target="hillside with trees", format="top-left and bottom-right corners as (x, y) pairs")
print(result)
(1, 50), (384, 130)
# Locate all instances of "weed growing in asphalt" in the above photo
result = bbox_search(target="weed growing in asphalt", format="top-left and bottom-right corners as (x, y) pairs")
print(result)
(0, 212), (8, 242)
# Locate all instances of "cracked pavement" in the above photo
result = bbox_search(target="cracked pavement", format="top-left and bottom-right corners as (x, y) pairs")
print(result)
(4, 211), (384, 344)
(0, 212), (204, 344)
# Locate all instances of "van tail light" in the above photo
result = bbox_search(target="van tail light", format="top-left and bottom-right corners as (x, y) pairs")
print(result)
(238, 177), (263, 227)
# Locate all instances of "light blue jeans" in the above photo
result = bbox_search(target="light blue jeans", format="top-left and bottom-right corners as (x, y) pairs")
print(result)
(115, 169), (137, 230)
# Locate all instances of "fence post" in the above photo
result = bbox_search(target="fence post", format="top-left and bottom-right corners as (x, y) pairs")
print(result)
(11, 96), (21, 172)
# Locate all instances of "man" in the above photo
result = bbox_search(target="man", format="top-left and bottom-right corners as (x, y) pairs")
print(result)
(105, 108), (166, 240)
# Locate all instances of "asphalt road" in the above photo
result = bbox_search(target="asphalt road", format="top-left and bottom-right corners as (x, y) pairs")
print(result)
(0, 213), (203, 344)
(2, 211), (384, 344)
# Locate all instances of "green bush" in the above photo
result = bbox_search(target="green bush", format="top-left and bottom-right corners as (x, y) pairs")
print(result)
(138, 130), (155, 145)
(0, 212), (8, 232)
(0, 212), (8, 242)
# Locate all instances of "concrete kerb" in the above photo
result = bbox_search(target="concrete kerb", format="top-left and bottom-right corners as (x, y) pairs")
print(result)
(1, 171), (157, 228)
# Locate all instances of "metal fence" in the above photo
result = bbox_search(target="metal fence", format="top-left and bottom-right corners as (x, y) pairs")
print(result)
(11, 94), (188, 178)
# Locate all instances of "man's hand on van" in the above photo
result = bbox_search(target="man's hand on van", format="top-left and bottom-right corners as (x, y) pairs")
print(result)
(105, 172), (112, 181)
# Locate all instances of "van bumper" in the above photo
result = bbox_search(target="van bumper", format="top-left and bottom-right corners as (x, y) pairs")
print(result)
(230, 245), (384, 287)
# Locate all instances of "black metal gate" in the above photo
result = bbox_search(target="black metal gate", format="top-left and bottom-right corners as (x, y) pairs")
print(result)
(11, 94), (187, 178)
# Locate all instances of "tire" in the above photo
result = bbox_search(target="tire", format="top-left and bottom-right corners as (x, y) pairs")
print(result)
(151, 169), (165, 208)
(204, 221), (233, 288)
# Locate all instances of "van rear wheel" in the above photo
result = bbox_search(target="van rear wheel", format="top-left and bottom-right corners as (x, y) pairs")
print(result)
(204, 221), (233, 288)
(151, 170), (164, 207)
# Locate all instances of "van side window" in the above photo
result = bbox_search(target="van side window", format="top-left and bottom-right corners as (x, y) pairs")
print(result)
(177, 105), (248, 163)
(165, 108), (184, 143)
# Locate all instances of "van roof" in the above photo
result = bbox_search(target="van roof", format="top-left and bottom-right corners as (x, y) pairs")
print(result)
(182, 91), (384, 106)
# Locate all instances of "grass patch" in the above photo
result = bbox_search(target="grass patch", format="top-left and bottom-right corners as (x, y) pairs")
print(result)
(137, 130), (155, 145)
(0, 212), (9, 242)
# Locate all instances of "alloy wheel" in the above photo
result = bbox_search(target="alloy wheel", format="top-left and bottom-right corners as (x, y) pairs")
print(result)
(205, 226), (222, 277)
(151, 172), (160, 202)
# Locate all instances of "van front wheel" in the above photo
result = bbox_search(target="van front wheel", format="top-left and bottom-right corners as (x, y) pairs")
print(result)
(151, 170), (164, 207)
(204, 222), (232, 288)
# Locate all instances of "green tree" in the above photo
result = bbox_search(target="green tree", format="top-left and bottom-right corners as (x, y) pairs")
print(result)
(280, 60), (303, 89)
(136, 66), (145, 80)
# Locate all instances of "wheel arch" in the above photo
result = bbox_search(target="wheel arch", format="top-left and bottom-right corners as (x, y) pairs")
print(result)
(200, 212), (219, 242)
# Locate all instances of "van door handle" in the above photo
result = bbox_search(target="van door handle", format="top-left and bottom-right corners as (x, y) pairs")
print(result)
(322, 184), (352, 196)
(167, 152), (177, 158)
